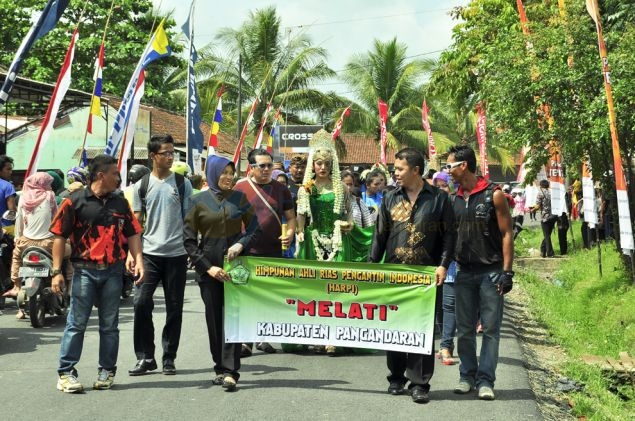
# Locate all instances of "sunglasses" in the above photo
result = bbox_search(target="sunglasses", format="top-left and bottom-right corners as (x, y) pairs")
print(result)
(443, 161), (465, 171)
(254, 163), (273, 169)
(155, 151), (175, 157)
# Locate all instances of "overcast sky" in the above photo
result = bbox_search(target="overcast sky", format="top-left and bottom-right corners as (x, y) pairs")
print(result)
(153, 0), (470, 96)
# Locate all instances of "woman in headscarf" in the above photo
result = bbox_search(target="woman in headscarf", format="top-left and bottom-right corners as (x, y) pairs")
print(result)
(183, 155), (260, 392)
(3, 173), (57, 316)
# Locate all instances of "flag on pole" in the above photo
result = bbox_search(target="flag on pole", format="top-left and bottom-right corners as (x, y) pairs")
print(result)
(586, 0), (634, 253)
(208, 96), (223, 155)
(378, 99), (388, 165)
(25, 29), (79, 178)
(254, 103), (273, 150)
(475, 102), (489, 179)
(266, 110), (282, 154)
(0, 0), (70, 106)
(546, 140), (566, 216)
(233, 97), (260, 166)
(331, 105), (351, 140)
(118, 71), (145, 188)
(421, 100), (436, 158)
(183, 1), (204, 175)
(582, 161), (598, 228)
(87, 43), (105, 134)
(105, 20), (171, 156)
(516, 0), (530, 36)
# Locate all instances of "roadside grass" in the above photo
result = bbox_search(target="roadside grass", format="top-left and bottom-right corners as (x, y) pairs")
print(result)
(518, 221), (635, 420)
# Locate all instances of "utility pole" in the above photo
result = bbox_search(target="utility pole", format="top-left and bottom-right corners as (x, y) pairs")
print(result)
(236, 54), (242, 174)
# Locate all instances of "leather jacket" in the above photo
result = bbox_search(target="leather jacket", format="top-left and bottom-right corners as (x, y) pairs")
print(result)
(369, 183), (454, 268)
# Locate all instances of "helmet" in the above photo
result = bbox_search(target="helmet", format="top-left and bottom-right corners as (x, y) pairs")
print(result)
(171, 161), (191, 177)
(128, 164), (150, 184)
(66, 166), (88, 185)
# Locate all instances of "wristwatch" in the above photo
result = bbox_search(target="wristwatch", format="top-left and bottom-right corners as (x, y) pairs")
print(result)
(52, 268), (63, 276)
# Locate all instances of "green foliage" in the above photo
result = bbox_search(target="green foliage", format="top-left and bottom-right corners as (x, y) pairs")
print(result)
(0, 0), (184, 112)
(433, 0), (635, 252)
(520, 240), (635, 419)
(192, 6), (338, 138)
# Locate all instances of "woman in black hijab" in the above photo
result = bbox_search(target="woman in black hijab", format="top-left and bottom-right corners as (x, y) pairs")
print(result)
(183, 155), (259, 391)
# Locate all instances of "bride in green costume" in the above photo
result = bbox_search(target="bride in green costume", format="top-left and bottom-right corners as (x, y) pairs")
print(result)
(292, 130), (376, 356)
(296, 130), (353, 262)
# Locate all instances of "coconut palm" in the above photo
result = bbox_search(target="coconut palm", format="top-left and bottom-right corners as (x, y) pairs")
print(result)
(195, 6), (338, 134)
(340, 38), (435, 150)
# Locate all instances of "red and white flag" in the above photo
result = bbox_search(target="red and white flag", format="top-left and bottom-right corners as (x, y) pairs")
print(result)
(332, 105), (351, 140)
(233, 96), (260, 166)
(378, 99), (388, 164)
(421, 100), (436, 158)
(546, 140), (566, 216)
(587, 0), (633, 252)
(475, 103), (489, 180)
(254, 102), (273, 150)
(26, 29), (79, 178)
(582, 161), (598, 228)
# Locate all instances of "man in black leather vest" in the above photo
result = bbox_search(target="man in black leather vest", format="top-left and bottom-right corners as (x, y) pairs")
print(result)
(446, 145), (514, 401)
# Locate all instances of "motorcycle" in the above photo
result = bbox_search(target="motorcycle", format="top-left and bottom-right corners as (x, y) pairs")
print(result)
(18, 246), (68, 328)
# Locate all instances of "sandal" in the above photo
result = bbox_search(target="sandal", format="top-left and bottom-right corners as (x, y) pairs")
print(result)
(15, 309), (26, 320)
(439, 348), (455, 365)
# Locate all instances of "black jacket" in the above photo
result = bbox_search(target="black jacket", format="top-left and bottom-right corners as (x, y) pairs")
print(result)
(368, 183), (454, 268)
(183, 189), (260, 282)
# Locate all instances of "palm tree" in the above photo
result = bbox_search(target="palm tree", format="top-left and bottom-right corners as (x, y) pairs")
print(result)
(195, 6), (338, 134)
(340, 38), (433, 150)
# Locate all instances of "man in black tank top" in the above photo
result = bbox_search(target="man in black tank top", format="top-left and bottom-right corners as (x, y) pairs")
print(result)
(446, 145), (514, 401)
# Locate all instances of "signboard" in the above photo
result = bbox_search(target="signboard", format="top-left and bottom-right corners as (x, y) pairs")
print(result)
(224, 256), (436, 354)
(279, 125), (323, 155)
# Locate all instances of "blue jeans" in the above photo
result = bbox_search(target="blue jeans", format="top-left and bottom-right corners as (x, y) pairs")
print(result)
(58, 262), (124, 375)
(440, 282), (456, 352)
(454, 268), (504, 389)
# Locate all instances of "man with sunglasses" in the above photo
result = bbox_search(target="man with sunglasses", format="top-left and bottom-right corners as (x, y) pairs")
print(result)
(445, 145), (514, 401)
(234, 149), (296, 355)
(128, 134), (193, 377)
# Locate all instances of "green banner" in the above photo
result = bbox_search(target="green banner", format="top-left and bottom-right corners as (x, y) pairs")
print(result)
(224, 257), (437, 355)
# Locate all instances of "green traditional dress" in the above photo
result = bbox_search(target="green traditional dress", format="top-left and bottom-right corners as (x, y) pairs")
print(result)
(297, 187), (350, 262)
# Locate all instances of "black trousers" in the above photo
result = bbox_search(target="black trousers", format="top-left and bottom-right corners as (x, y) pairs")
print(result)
(199, 280), (241, 379)
(386, 350), (435, 391)
(540, 218), (557, 257)
(387, 298), (436, 391)
(133, 254), (187, 362)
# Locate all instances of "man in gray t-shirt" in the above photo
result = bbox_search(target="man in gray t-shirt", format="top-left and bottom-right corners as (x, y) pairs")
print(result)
(128, 135), (193, 377)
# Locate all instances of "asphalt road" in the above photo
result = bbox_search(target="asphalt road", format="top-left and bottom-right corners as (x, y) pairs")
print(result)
(0, 273), (541, 421)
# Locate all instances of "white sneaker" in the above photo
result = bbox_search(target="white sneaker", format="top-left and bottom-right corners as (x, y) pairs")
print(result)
(478, 385), (496, 400)
(57, 373), (84, 393)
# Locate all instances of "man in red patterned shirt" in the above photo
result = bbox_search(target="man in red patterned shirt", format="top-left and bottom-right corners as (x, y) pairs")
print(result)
(50, 154), (144, 393)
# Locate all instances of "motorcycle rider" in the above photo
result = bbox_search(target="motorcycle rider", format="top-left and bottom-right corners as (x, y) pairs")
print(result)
(123, 165), (151, 206)
(59, 166), (89, 199)
(3, 173), (71, 319)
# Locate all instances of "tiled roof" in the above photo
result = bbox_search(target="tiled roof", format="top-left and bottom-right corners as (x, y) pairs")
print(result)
(339, 133), (403, 165)
(106, 96), (240, 158)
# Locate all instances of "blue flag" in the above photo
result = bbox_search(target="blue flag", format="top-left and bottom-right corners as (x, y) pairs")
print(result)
(183, 1), (204, 174)
(105, 21), (171, 156)
(0, 0), (70, 105)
